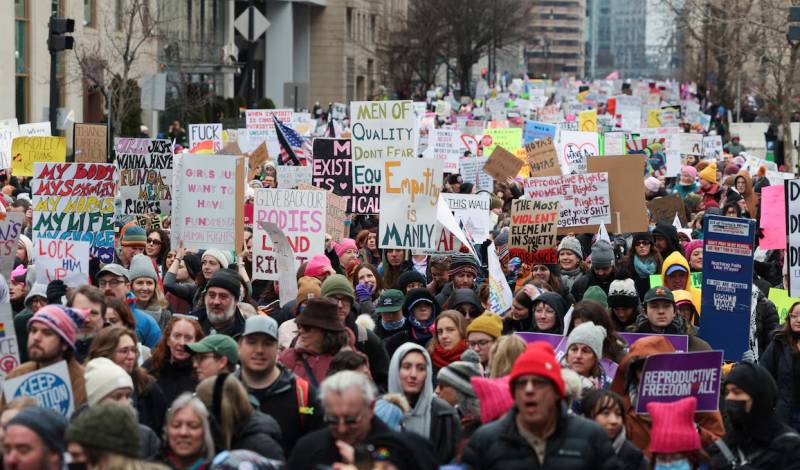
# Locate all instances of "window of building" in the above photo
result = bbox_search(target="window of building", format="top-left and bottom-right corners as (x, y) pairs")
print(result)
(346, 57), (355, 102)
(370, 14), (377, 43)
(15, 0), (29, 123)
(84, 0), (95, 26)
(346, 8), (353, 41)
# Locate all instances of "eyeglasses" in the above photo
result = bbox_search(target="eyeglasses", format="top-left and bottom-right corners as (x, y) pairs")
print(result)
(147, 238), (162, 246)
(468, 339), (493, 348)
(98, 278), (126, 288)
(324, 412), (363, 426)
(115, 347), (137, 356)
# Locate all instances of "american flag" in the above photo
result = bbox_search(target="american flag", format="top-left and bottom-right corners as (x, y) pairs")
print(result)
(272, 115), (310, 166)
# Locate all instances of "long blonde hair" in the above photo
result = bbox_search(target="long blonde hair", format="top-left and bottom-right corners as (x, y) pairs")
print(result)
(489, 334), (527, 378)
(194, 374), (253, 450)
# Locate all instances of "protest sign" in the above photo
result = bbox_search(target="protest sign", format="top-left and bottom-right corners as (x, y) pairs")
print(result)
(788, 179), (800, 297)
(483, 127), (522, 156)
(619, 332), (689, 352)
(699, 215), (756, 360)
(246, 109), (293, 156)
(3, 360), (74, 418)
(523, 120), (556, 144)
(758, 185), (785, 250)
(679, 133), (704, 156)
(34, 239), (90, 287)
(252, 189), (326, 281)
(350, 100), (415, 187)
(702, 135), (723, 159)
(311, 138), (376, 214)
(73, 124), (108, 163)
(602, 131), (626, 156)
(558, 130), (599, 174)
(11, 136), (66, 177)
(428, 129), (461, 172)
(487, 242), (513, 316)
(647, 194), (687, 225)
(259, 221), (298, 307)
(0, 303), (19, 384)
(458, 156), (493, 193)
(524, 137), (561, 176)
(515, 332), (564, 348)
(379, 159), (443, 250)
(19, 122), (51, 136)
(115, 138), (173, 216)
(636, 351), (723, 414)
(427, 194), (479, 259)
(523, 173), (611, 229)
(768, 288), (800, 324)
(510, 199), (559, 264)
(135, 213), (164, 231)
(441, 193), (491, 243)
(171, 154), (244, 252)
(0, 119), (19, 169)
(649, 272), (702, 291)
(277, 165), (312, 189)
(0, 212), (23, 279)
(189, 123), (223, 153)
(32, 162), (117, 263)
(579, 110), (597, 132)
(484, 146), (524, 182)
(298, 183), (348, 241)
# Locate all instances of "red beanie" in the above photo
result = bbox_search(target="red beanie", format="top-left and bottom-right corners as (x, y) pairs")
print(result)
(647, 397), (701, 454)
(509, 342), (565, 398)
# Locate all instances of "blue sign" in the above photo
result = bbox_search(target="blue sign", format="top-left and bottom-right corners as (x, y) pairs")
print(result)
(698, 215), (755, 360)
(14, 372), (72, 416)
(523, 120), (556, 144)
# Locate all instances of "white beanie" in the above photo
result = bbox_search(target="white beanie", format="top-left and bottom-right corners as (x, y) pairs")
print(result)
(202, 249), (231, 269)
(566, 321), (607, 361)
(85, 357), (133, 406)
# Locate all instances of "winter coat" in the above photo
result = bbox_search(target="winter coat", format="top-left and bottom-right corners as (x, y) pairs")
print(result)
(345, 310), (390, 391)
(629, 313), (711, 352)
(617, 438), (648, 470)
(660, 252), (702, 315)
(462, 404), (621, 470)
(134, 375), (169, 437)
(231, 410), (284, 460)
(752, 289), (780, 356)
(609, 336), (724, 457)
(760, 335), (800, 427)
(571, 269), (615, 303)
(189, 306), (246, 338)
(673, 181), (699, 200)
(1, 357), (87, 411)
(279, 347), (339, 388)
(652, 222), (685, 259)
(145, 358), (198, 408)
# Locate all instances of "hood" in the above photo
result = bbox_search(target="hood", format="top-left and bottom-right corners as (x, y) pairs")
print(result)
(447, 288), (481, 311)
(724, 361), (783, 443)
(401, 287), (441, 318)
(610, 336), (675, 395)
(532, 292), (568, 333)
(672, 289), (700, 318)
(387, 343), (434, 438)
(652, 223), (684, 257)
(661, 251), (691, 290)
(734, 170), (757, 212)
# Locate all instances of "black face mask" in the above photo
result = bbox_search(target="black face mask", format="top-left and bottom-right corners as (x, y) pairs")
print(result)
(725, 399), (750, 426)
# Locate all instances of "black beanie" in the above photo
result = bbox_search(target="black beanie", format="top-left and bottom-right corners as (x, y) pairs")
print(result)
(725, 361), (777, 412)
(8, 407), (67, 453)
(207, 269), (241, 299)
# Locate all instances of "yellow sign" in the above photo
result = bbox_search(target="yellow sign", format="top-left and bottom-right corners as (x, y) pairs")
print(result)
(647, 109), (662, 128)
(484, 128), (522, 157)
(579, 110), (597, 132)
(769, 288), (800, 323)
(11, 136), (67, 176)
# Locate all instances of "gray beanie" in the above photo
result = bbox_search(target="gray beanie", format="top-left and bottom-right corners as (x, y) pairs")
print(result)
(24, 283), (48, 309)
(128, 254), (158, 282)
(566, 321), (607, 361)
(558, 236), (583, 259)
(436, 349), (481, 398)
(590, 240), (615, 268)
(8, 406), (68, 453)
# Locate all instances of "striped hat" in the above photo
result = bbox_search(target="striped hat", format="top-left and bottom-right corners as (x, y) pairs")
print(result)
(448, 253), (479, 278)
(120, 223), (147, 248)
(28, 304), (88, 350)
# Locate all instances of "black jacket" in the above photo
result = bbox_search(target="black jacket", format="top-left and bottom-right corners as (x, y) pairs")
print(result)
(145, 358), (198, 407)
(462, 404), (621, 470)
(345, 312), (390, 391)
(430, 395), (461, 464)
(571, 269), (615, 303)
(133, 376), (168, 437)
(190, 306), (246, 337)
(760, 335), (800, 427)
(753, 291), (780, 356)
(237, 365), (324, 455)
(617, 439), (647, 470)
(231, 410), (285, 460)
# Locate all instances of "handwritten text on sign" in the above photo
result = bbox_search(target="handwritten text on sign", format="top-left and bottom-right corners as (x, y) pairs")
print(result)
(379, 159), (443, 249)
(35, 239), (90, 287)
(312, 138), (380, 214)
(115, 138), (173, 216)
(0, 212), (23, 279)
(523, 173), (611, 228)
(350, 100), (415, 186)
(510, 199), (560, 264)
(12, 137), (66, 177)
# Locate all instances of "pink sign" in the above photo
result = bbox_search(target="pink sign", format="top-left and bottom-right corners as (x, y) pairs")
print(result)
(758, 185), (786, 249)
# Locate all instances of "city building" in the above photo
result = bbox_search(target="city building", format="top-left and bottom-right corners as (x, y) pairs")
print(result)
(525, 0), (586, 80)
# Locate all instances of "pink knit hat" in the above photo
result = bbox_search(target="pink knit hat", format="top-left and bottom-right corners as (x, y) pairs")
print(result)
(471, 375), (514, 423)
(647, 396), (701, 454)
(644, 177), (661, 193)
(28, 305), (89, 350)
(334, 238), (357, 258)
(304, 254), (334, 278)
(683, 239), (703, 258)
(681, 165), (697, 179)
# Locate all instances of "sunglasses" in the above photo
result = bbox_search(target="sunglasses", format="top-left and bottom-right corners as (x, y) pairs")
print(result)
(324, 412), (364, 426)
(147, 238), (162, 245)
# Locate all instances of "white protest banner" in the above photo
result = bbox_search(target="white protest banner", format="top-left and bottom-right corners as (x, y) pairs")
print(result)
(487, 242), (513, 316)
(171, 154), (244, 252)
(277, 165), (313, 189)
(679, 133), (704, 156)
(434, 193), (479, 259)
(379, 159), (443, 249)
(787, 179), (800, 297)
(246, 109), (294, 156)
(0, 303), (19, 384)
(703, 135), (723, 159)
(188, 123), (223, 153)
(524, 173), (611, 228)
(0, 119), (19, 169)
(259, 221), (298, 306)
(351, 100), (416, 187)
(34, 238), (90, 287)
(3, 360), (74, 417)
(558, 130), (599, 174)
(115, 138), (173, 216)
(458, 156), (493, 193)
(428, 129), (461, 173)
(252, 189), (326, 281)
(603, 131), (627, 156)
(19, 122), (51, 136)
(0, 212), (23, 279)
(442, 193), (491, 243)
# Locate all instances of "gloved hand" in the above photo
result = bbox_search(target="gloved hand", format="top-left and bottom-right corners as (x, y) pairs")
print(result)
(741, 349), (756, 364)
(46, 279), (67, 305)
(355, 283), (373, 302)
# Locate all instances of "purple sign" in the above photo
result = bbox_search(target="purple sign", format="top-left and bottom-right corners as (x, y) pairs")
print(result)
(620, 333), (688, 352)
(601, 358), (618, 379)
(635, 351), (723, 414)
(515, 332), (563, 349)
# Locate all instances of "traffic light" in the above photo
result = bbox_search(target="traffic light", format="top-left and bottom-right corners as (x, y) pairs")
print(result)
(48, 17), (75, 52)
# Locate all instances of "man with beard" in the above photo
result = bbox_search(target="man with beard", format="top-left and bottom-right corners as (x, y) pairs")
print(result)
(96, 264), (161, 348)
(1, 305), (89, 410)
(3, 407), (67, 470)
(67, 285), (107, 363)
(190, 269), (246, 337)
(571, 240), (617, 302)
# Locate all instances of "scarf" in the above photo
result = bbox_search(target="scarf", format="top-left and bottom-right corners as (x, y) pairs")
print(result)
(430, 340), (468, 369)
(633, 256), (657, 277)
(612, 426), (627, 454)
(408, 315), (435, 343)
(381, 317), (406, 332)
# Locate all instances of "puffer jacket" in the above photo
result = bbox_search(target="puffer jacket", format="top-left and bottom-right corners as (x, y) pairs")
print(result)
(462, 404), (621, 470)
(660, 252), (702, 316)
(231, 410), (285, 460)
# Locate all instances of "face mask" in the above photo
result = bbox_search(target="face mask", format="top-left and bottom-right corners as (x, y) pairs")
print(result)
(381, 317), (405, 331)
(655, 459), (691, 470)
(725, 398), (749, 426)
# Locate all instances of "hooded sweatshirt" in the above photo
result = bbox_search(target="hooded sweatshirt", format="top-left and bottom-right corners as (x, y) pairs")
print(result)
(532, 292), (568, 334)
(652, 222), (685, 259)
(609, 336), (724, 457)
(660, 252), (702, 316)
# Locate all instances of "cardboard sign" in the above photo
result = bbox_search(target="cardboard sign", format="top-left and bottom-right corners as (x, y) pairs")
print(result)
(0, 212), (23, 279)
(298, 183), (348, 241)
(379, 159), (443, 250)
(428, 129), (461, 173)
(311, 138), (379, 214)
(259, 221), (298, 307)
(510, 199), (559, 264)
(788, 180), (800, 297)
(171, 154), (244, 252)
(647, 194), (687, 225)
(350, 100), (416, 187)
(524, 173), (611, 228)
(700, 216), (756, 360)
(189, 123), (223, 153)
(115, 138), (173, 216)
(484, 146), (524, 182)
(3, 360), (74, 418)
(458, 156), (493, 193)
(523, 120), (556, 144)
(252, 189), (326, 281)
(487, 242), (513, 315)
(636, 351), (723, 414)
(0, 303), (20, 384)
(558, 130), (599, 174)
(11, 137), (66, 177)
(619, 332), (689, 352)
(249, 142), (268, 169)
(524, 137), (561, 176)
(441, 193), (491, 244)
(73, 124), (108, 163)
(0, 119), (20, 169)
(32, 163), (117, 263)
(35, 238), (90, 287)
(483, 127), (522, 156)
